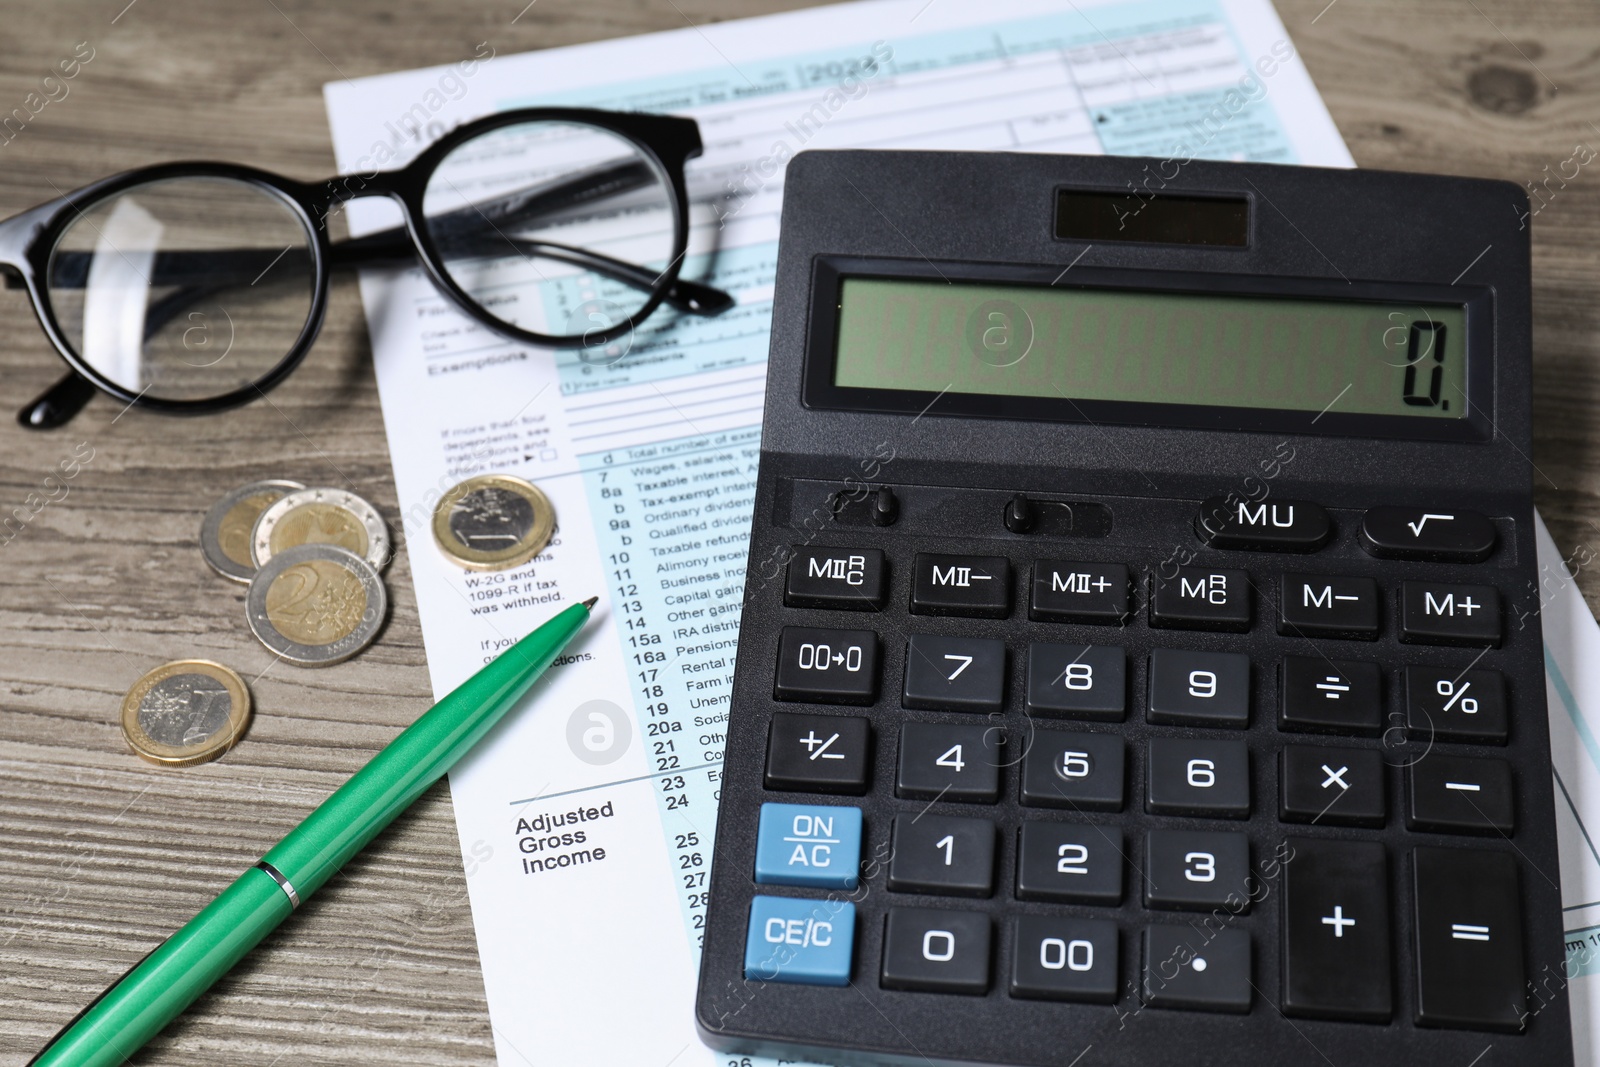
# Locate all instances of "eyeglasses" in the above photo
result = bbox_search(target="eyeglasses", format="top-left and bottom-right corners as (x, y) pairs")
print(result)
(0, 107), (733, 429)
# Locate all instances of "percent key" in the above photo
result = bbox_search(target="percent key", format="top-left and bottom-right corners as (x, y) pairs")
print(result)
(1404, 665), (1508, 744)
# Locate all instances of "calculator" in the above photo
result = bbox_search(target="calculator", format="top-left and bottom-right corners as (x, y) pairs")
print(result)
(695, 150), (1572, 1066)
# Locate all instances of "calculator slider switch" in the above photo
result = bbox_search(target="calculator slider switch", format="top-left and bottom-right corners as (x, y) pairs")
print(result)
(1004, 493), (1036, 533)
(1360, 506), (1496, 562)
(870, 486), (898, 527)
(1195, 496), (1331, 552)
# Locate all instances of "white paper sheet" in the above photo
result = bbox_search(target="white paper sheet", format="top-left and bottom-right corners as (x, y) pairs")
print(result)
(1538, 513), (1600, 1064)
(321, 2), (1362, 1062)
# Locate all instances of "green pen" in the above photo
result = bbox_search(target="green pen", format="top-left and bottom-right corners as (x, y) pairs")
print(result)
(29, 597), (597, 1067)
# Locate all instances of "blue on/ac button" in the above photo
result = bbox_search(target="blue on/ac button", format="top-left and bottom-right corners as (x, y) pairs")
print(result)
(754, 802), (863, 889)
(744, 895), (856, 986)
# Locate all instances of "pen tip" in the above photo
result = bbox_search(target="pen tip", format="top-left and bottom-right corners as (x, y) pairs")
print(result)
(582, 596), (598, 610)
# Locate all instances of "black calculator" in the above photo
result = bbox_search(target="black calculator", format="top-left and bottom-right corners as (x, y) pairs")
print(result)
(695, 150), (1572, 1066)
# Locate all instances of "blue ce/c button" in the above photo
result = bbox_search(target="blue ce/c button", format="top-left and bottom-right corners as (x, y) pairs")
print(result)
(754, 802), (863, 889)
(744, 895), (856, 985)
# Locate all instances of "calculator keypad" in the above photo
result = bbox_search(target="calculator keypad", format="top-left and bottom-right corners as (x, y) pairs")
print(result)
(911, 553), (1011, 617)
(1278, 573), (1381, 639)
(1010, 916), (1119, 1002)
(1281, 838), (1393, 1021)
(784, 546), (888, 609)
(1143, 829), (1251, 911)
(773, 626), (879, 703)
(1019, 729), (1125, 811)
(1015, 821), (1124, 903)
(1197, 497), (1331, 552)
(1279, 745), (1386, 826)
(1029, 561), (1130, 623)
(1279, 655), (1382, 734)
(1141, 925), (1252, 1012)
(1407, 754), (1515, 834)
(1404, 664), (1508, 743)
(743, 895), (855, 985)
(763, 712), (871, 794)
(720, 503), (1551, 1051)
(1399, 580), (1503, 646)
(1412, 847), (1525, 1031)
(1361, 506), (1497, 562)
(753, 802), (863, 889)
(1146, 648), (1249, 726)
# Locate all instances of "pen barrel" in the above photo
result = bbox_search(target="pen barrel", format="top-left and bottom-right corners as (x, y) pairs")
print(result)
(263, 600), (590, 899)
(31, 868), (292, 1067)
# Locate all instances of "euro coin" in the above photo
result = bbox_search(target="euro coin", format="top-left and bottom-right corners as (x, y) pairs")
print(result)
(252, 486), (390, 573)
(121, 660), (252, 767)
(246, 543), (387, 666)
(200, 479), (305, 583)
(432, 474), (554, 571)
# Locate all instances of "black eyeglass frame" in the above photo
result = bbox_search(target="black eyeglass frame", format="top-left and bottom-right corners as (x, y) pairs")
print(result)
(0, 107), (713, 425)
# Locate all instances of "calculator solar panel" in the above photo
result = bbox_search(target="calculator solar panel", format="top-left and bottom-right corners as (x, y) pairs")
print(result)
(695, 150), (1571, 1066)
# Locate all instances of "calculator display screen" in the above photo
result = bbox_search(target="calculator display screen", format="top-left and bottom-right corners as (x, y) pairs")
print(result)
(832, 277), (1468, 420)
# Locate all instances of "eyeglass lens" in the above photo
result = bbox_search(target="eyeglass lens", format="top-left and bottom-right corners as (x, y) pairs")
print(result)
(421, 120), (678, 347)
(46, 176), (318, 402)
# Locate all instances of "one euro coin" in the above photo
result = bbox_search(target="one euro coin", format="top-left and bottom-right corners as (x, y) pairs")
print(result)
(431, 473), (554, 571)
(121, 660), (252, 767)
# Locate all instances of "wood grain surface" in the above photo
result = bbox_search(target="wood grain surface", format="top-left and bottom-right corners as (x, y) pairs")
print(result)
(2, 0), (1599, 1063)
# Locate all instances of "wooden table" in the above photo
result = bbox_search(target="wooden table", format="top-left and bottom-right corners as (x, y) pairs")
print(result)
(3, 0), (1598, 1062)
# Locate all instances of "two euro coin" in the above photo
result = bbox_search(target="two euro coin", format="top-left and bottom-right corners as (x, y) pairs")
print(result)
(246, 543), (387, 666)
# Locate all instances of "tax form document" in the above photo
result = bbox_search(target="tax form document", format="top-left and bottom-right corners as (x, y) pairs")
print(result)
(324, 1), (1351, 1061)
(1539, 513), (1600, 1065)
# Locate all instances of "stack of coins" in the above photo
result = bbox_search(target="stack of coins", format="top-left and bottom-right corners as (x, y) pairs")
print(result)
(202, 481), (391, 667)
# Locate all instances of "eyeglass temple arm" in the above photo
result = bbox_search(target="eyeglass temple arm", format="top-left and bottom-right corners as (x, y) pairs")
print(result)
(327, 229), (732, 315)
(43, 226), (731, 321)
(18, 370), (97, 429)
(17, 280), (236, 430)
